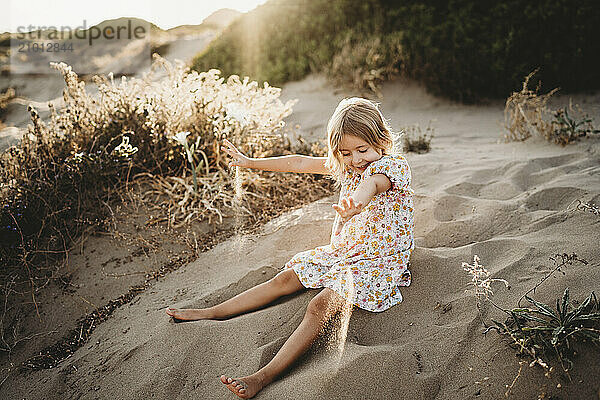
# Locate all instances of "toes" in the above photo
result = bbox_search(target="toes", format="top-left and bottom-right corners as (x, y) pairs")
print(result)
(231, 379), (246, 391)
(220, 375), (250, 397)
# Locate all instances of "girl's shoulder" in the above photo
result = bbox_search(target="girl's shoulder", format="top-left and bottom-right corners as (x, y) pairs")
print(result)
(366, 153), (410, 172)
(384, 153), (409, 163)
(364, 153), (411, 190)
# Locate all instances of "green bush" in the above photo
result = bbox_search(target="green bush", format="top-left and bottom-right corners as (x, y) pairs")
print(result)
(192, 0), (600, 102)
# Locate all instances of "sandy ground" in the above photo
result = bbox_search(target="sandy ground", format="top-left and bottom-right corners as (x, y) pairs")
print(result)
(1, 73), (600, 399)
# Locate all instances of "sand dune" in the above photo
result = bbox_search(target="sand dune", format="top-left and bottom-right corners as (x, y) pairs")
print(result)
(1, 76), (599, 399)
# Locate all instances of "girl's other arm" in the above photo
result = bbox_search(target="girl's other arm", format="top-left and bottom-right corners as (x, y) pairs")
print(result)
(352, 174), (391, 205)
(221, 139), (329, 174)
(332, 174), (391, 222)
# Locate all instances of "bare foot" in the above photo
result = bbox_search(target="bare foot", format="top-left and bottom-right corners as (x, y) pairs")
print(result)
(220, 374), (264, 399)
(165, 307), (213, 321)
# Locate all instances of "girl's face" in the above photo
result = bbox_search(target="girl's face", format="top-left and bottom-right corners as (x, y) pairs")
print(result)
(338, 134), (383, 174)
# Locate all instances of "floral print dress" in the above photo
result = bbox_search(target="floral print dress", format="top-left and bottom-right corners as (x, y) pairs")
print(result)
(284, 154), (415, 312)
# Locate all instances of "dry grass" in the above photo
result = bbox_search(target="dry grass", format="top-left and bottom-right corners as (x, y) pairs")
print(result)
(1, 54), (333, 263)
(503, 70), (558, 142)
(503, 70), (598, 145)
(0, 88), (15, 129)
(0, 88), (13, 110)
(401, 122), (434, 154)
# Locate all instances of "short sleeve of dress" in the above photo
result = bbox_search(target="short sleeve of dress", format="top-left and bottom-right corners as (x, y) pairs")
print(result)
(363, 155), (411, 191)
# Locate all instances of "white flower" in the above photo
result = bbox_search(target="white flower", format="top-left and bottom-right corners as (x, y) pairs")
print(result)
(462, 255), (509, 299)
(113, 136), (138, 158)
(72, 152), (85, 163)
(174, 131), (190, 146)
(225, 103), (249, 126)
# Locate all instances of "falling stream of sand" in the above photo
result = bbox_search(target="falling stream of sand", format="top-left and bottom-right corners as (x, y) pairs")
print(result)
(233, 165), (244, 264)
(326, 273), (354, 373)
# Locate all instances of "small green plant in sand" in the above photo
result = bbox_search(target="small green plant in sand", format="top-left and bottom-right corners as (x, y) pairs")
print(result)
(463, 253), (599, 380)
(401, 122), (434, 154)
(497, 288), (600, 368)
(549, 102), (600, 146)
(504, 70), (599, 145)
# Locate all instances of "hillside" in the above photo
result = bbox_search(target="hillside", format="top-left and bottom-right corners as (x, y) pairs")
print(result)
(192, 0), (600, 102)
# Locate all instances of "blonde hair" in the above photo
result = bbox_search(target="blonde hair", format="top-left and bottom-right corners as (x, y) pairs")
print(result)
(324, 97), (396, 187)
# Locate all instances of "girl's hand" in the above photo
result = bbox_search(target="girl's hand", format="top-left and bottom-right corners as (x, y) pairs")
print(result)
(332, 197), (364, 232)
(220, 139), (253, 168)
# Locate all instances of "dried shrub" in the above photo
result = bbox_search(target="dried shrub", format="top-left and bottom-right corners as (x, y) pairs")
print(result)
(504, 70), (557, 142)
(463, 255), (510, 301)
(504, 70), (599, 145)
(401, 122), (434, 154)
(0, 55), (334, 272)
(567, 199), (600, 217)
(0, 87), (15, 127)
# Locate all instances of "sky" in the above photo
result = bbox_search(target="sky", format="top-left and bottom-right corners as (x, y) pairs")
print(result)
(1, 0), (268, 33)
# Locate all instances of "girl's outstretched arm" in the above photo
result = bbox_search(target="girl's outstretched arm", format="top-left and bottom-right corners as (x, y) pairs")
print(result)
(221, 139), (329, 174)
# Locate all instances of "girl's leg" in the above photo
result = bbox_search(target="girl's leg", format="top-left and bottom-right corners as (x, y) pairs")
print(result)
(165, 268), (304, 320)
(220, 288), (352, 399)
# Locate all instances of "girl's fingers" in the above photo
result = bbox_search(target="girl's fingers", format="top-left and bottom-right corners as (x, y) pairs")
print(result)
(222, 139), (237, 153)
(221, 142), (244, 162)
(332, 204), (346, 218)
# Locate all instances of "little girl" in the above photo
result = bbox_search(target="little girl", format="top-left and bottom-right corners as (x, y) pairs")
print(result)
(166, 97), (415, 399)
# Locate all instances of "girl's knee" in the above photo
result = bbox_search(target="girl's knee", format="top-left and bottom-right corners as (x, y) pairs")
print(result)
(271, 268), (302, 291)
(305, 288), (345, 319)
